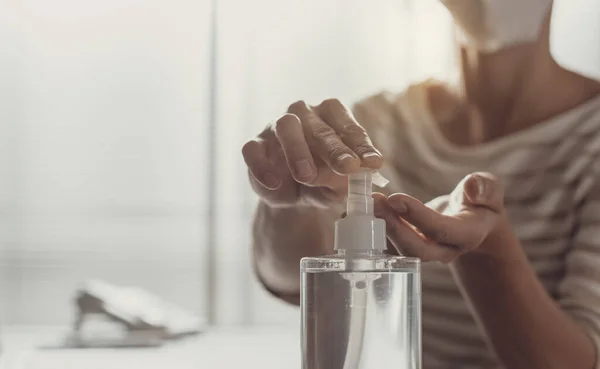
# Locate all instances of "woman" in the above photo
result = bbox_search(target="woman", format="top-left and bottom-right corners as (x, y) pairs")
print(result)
(242, 0), (600, 368)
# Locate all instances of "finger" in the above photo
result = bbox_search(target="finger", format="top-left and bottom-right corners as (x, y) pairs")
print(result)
(288, 101), (361, 175)
(315, 99), (383, 169)
(274, 114), (317, 183)
(375, 193), (452, 260)
(387, 193), (475, 248)
(301, 186), (346, 207)
(463, 172), (504, 213)
(375, 199), (459, 262)
(373, 192), (388, 216)
(241, 139), (282, 190)
(427, 195), (449, 213)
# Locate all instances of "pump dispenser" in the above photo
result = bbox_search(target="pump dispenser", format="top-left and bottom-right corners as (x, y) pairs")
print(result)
(301, 170), (421, 369)
(335, 170), (386, 252)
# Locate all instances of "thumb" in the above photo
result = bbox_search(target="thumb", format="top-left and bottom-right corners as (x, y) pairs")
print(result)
(463, 172), (504, 213)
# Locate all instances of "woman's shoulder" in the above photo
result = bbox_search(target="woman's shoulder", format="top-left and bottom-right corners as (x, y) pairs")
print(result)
(351, 89), (400, 121)
(352, 79), (463, 130)
(350, 90), (401, 142)
(352, 79), (439, 109)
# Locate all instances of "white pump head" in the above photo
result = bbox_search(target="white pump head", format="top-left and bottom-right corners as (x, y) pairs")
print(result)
(334, 169), (387, 251)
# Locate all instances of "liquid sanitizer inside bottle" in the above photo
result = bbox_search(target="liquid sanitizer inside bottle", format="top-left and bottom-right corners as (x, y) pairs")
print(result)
(301, 169), (421, 369)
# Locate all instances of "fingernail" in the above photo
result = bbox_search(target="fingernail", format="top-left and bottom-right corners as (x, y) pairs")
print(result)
(362, 152), (381, 161)
(474, 175), (485, 199)
(389, 200), (408, 213)
(264, 173), (281, 189)
(337, 154), (355, 166)
(295, 159), (314, 179)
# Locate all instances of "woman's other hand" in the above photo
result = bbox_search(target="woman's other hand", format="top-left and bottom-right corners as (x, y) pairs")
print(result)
(374, 172), (507, 263)
(242, 99), (383, 208)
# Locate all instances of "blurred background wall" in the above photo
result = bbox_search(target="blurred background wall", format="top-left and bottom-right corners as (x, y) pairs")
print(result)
(0, 0), (598, 328)
(0, 0), (213, 326)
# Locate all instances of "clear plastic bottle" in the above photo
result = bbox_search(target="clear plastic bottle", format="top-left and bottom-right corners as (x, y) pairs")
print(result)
(301, 170), (421, 369)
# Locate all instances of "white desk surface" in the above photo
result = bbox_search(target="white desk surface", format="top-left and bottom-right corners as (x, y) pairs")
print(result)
(0, 326), (300, 369)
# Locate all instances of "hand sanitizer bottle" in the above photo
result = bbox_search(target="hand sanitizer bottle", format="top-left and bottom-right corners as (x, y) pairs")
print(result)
(301, 169), (421, 369)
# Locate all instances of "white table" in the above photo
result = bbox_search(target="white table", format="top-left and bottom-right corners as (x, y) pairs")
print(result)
(0, 326), (300, 369)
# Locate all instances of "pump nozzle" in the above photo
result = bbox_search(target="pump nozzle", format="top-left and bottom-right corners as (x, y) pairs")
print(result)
(347, 170), (374, 216)
(346, 169), (390, 216)
(334, 169), (387, 252)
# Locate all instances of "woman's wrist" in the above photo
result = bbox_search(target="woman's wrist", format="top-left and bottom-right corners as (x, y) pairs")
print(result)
(453, 217), (526, 275)
(477, 214), (521, 258)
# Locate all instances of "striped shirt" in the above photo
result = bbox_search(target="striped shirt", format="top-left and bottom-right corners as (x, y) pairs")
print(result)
(352, 81), (600, 368)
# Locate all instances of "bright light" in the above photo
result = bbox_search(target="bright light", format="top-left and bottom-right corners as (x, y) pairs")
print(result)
(16, 0), (147, 19)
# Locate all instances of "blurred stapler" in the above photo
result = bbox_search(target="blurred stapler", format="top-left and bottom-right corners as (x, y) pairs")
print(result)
(64, 280), (204, 348)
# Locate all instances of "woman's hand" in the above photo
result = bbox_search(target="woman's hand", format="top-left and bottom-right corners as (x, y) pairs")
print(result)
(373, 172), (507, 263)
(242, 99), (383, 208)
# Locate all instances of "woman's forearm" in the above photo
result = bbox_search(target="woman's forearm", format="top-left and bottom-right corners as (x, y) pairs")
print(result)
(452, 225), (596, 369)
(253, 201), (336, 297)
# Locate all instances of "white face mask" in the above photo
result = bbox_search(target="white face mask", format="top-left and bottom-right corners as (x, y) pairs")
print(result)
(439, 0), (553, 53)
